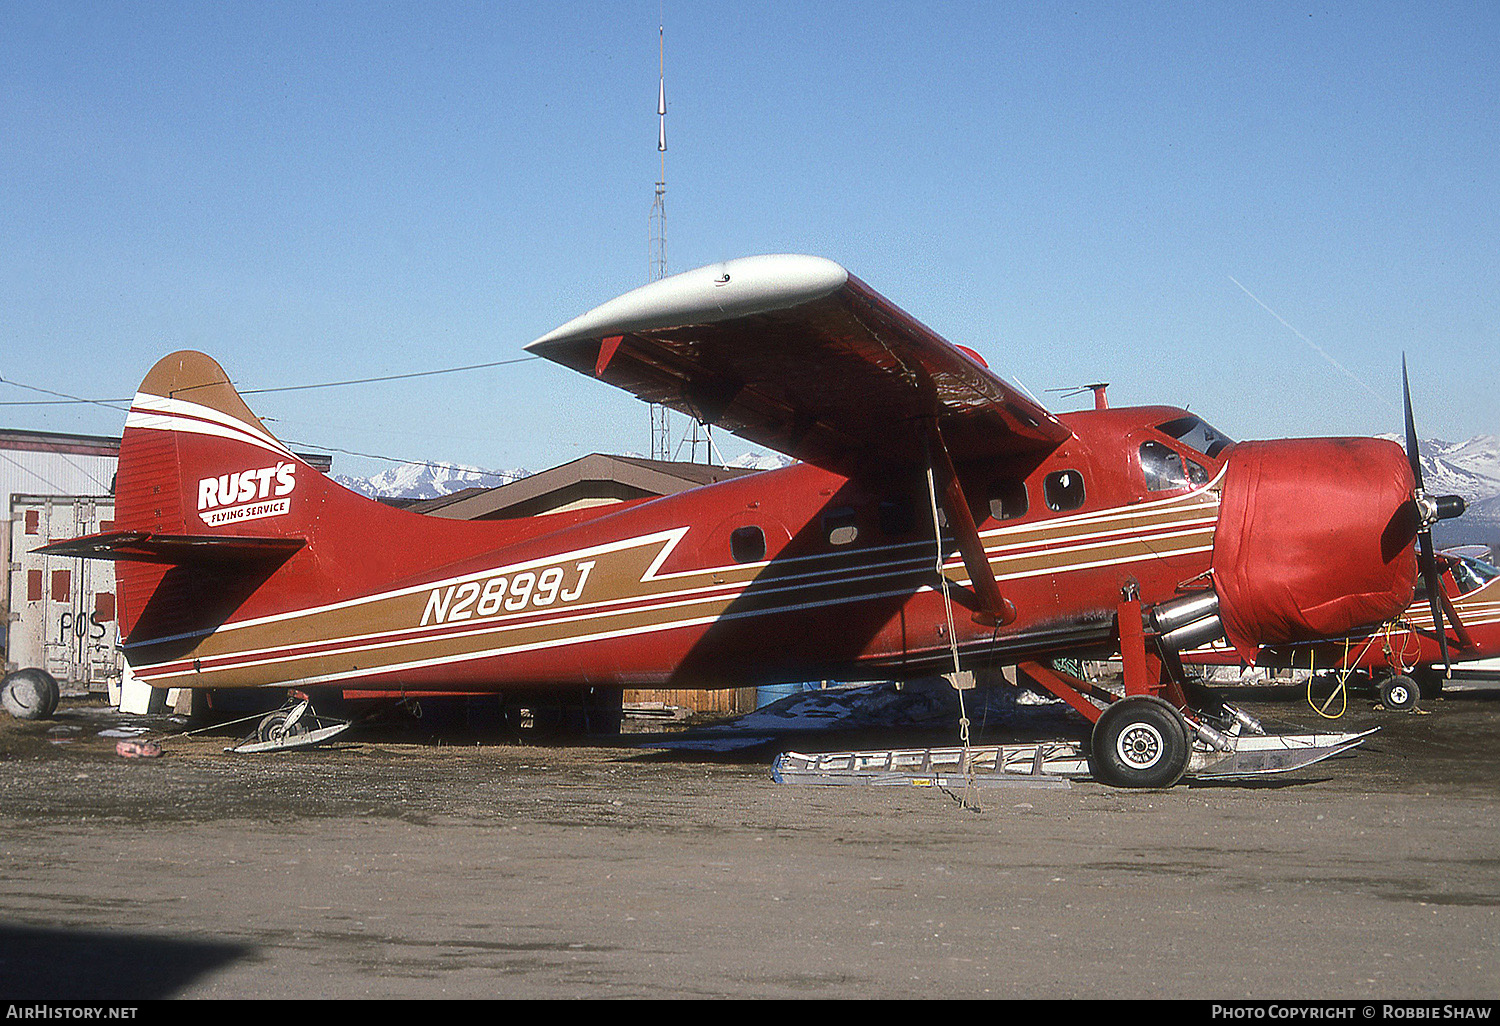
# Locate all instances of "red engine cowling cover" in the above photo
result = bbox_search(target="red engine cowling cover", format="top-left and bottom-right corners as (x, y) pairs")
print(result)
(1212, 437), (1418, 661)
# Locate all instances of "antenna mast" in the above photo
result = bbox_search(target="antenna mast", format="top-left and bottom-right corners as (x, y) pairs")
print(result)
(648, 21), (671, 460)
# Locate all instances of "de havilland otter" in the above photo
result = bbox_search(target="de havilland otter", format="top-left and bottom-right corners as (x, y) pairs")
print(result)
(38, 255), (1467, 786)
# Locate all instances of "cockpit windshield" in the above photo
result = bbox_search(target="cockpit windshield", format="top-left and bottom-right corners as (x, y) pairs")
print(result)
(1452, 556), (1500, 596)
(1156, 416), (1234, 459)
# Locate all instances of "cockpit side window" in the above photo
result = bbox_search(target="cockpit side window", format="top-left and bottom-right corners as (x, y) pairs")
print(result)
(1140, 441), (1188, 492)
(1452, 557), (1500, 594)
(1156, 416), (1234, 459)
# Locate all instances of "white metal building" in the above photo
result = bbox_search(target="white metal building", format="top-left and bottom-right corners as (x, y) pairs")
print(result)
(2, 428), (331, 690)
(8, 493), (120, 692)
(1, 430), (119, 671)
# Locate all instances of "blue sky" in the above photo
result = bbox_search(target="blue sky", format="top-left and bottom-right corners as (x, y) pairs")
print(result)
(2, 1), (1496, 479)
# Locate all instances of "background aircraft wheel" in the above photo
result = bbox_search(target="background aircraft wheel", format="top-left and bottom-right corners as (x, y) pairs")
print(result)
(1378, 674), (1420, 711)
(2, 668), (60, 721)
(1088, 695), (1191, 788)
(257, 709), (311, 744)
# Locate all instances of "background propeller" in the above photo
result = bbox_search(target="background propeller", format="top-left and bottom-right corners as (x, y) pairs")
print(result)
(1402, 355), (1468, 677)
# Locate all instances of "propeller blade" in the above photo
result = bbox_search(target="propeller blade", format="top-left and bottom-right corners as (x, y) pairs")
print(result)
(1402, 355), (1449, 675)
(1402, 354), (1425, 492)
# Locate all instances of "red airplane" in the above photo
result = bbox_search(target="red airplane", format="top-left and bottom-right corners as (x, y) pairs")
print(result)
(33, 254), (1467, 786)
(1185, 550), (1500, 710)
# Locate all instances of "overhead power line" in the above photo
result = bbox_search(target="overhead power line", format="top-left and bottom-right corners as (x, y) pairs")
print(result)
(0, 354), (545, 478)
(0, 355), (540, 407)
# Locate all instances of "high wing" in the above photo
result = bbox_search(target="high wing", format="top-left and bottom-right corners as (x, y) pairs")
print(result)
(525, 255), (1072, 481)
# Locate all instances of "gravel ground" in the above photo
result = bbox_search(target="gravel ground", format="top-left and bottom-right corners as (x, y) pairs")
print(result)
(1, 683), (1497, 1000)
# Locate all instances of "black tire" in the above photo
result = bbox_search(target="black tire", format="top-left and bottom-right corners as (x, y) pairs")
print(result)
(2, 668), (60, 721)
(1088, 695), (1191, 789)
(256, 709), (312, 744)
(1378, 674), (1420, 711)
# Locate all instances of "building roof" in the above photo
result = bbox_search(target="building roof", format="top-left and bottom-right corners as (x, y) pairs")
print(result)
(0, 427), (333, 475)
(0, 428), (121, 458)
(413, 453), (765, 521)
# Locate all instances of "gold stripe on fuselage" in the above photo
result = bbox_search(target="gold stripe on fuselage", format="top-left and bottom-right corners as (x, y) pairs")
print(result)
(131, 486), (1222, 688)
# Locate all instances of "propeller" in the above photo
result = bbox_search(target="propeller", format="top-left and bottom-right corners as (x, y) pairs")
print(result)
(1401, 355), (1468, 676)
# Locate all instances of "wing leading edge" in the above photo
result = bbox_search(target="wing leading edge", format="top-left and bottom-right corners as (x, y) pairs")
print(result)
(525, 255), (1072, 480)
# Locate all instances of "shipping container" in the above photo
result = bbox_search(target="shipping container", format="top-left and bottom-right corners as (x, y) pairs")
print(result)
(6, 494), (121, 693)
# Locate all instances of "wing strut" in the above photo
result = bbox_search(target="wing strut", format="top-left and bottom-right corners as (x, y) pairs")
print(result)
(923, 421), (1015, 627)
(1439, 589), (1475, 651)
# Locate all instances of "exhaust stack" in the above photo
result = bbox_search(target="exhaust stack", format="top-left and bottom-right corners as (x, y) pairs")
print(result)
(1148, 591), (1223, 653)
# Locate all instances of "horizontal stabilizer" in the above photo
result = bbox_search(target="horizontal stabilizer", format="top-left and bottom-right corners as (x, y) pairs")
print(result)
(36, 530), (305, 565)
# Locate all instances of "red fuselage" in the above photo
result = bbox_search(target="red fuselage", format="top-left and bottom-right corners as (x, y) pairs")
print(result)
(114, 392), (1417, 697)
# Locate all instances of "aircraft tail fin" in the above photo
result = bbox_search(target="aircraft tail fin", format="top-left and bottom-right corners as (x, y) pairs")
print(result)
(117, 351), (309, 538)
(39, 350), (545, 690)
(90, 351), (330, 648)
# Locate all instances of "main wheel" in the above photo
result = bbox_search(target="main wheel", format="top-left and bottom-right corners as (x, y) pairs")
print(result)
(2, 668), (60, 721)
(256, 709), (312, 744)
(1088, 695), (1191, 789)
(1378, 674), (1420, 711)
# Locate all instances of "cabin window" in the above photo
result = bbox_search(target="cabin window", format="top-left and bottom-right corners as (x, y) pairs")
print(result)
(730, 526), (766, 564)
(989, 480), (1028, 521)
(1044, 470), (1086, 512)
(1140, 441), (1188, 492)
(823, 507), (859, 546)
(1186, 459), (1208, 486)
(878, 499), (917, 537)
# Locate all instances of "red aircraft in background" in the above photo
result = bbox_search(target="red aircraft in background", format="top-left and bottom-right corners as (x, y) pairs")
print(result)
(26, 254), (1468, 786)
(1186, 550), (1500, 710)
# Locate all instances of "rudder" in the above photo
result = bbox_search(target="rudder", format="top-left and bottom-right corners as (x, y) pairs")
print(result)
(112, 351), (325, 651)
(119, 351), (308, 539)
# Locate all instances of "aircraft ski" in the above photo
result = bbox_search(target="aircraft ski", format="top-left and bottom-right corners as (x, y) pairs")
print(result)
(226, 700), (352, 754)
(771, 727), (1377, 788)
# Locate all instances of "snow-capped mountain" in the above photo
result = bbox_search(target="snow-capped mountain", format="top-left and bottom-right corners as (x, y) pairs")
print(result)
(1391, 434), (1500, 505)
(1374, 434), (1499, 501)
(331, 450), (794, 500)
(334, 462), (529, 501)
(727, 451), (796, 471)
(1367, 434), (1500, 552)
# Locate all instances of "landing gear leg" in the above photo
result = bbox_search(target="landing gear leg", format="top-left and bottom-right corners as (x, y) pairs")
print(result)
(1014, 598), (1370, 785)
(256, 700), (313, 744)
